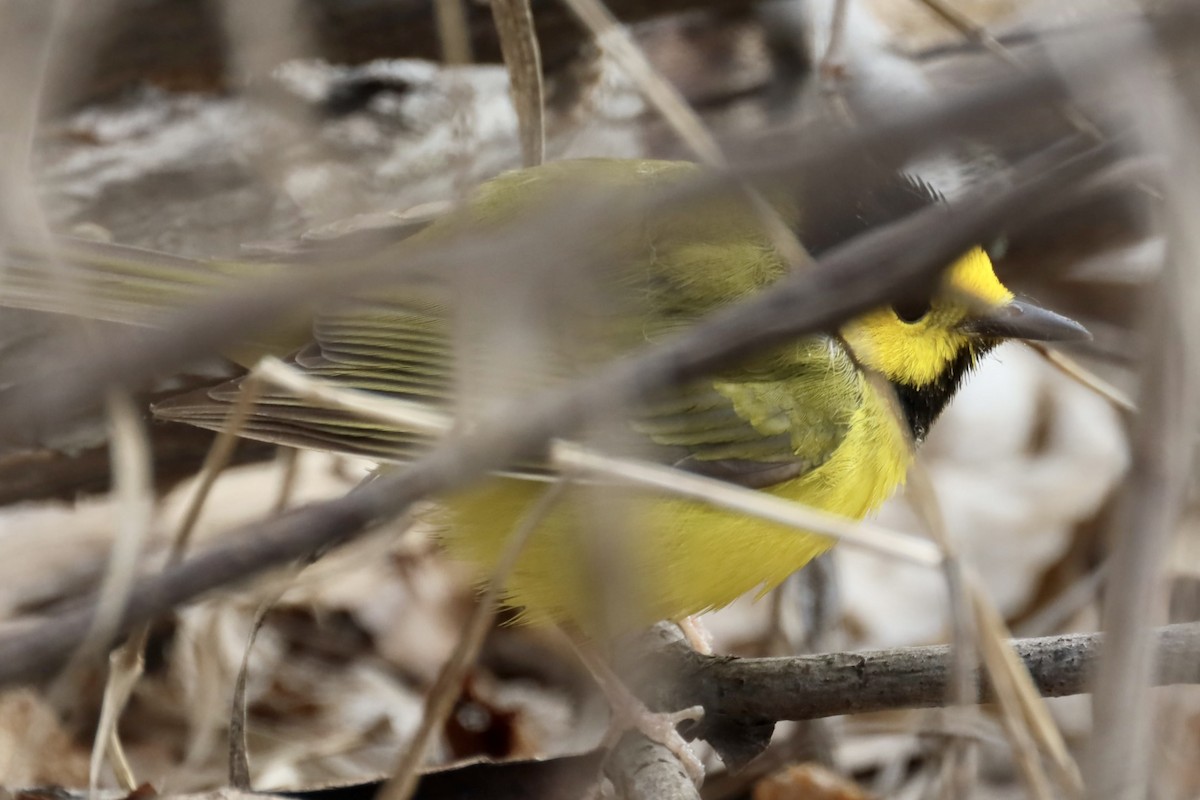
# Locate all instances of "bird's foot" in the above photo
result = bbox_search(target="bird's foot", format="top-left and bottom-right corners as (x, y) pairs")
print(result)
(605, 696), (706, 786)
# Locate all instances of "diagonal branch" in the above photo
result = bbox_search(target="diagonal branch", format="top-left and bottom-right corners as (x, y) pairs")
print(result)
(0, 134), (1118, 689)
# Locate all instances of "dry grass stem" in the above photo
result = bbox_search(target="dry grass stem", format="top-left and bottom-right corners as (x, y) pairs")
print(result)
(76, 390), (154, 662)
(558, 0), (721, 163)
(557, 0), (812, 270)
(228, 567), (303, 790)
(88, 377), (264, 794)
(254, 357), (450, 436)
(912, 0), (1104, 140)
(81, 390), (153, 795)
(552, 443), (942, 566)
(89, 641), (144, 796)
(169, 376), (266, 564)
(229, 445), (305, 788)
(1026, 342), (1136, 414)
(817, 0), (850, 77)
(435, 0), (474, 65)
(972, 584), (1083, 797)
(270, 448), (300, 514)
(901, 461), (980, 799)
(489, 0), (545, 166)
(256, 357), (944, 566)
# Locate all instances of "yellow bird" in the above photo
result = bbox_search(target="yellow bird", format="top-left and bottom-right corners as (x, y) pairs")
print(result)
(7, 158), (1089, 636)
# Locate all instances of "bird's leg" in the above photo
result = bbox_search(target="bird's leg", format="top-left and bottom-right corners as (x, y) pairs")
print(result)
(677, 615), (713, 655)
(568, 635), (706, 786)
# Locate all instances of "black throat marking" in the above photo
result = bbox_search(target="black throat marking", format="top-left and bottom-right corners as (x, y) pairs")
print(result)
(890, 343), (995, 442)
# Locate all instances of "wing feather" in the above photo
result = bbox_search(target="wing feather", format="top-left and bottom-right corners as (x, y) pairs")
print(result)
(155, 159), (861, 484)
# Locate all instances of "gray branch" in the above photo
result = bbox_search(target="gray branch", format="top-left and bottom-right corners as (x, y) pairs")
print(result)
(607, 734), (700, 800)
(629, 622), (1200, 724)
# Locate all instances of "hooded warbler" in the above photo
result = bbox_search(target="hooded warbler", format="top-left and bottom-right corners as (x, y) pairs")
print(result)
(6, 158), (1089, 635)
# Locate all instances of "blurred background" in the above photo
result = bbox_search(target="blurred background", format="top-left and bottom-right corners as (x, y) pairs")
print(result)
(0, 0), (1187, 798)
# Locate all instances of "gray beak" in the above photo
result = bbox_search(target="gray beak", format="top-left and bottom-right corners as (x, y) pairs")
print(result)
(959, 299), (1091, 342)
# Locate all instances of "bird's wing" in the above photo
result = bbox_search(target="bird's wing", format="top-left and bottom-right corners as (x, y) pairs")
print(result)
(153, 289), (456, 462)
(156, 292), (859, 484)
(155, 337), (858, 486)
(156, 158), (856, 481)
(631, 338), (858, 487)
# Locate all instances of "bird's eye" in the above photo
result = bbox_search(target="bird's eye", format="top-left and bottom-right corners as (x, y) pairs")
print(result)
(894, 297), (931, 324)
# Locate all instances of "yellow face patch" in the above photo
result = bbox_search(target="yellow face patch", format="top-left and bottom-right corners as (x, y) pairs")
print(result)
(944, 246), (1012, 306)
(840, 247), (1011, 388)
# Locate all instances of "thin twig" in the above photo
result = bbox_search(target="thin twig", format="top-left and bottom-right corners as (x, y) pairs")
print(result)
(169, 376), (265, 565)
(89, 377), (264, 795)
(84, 389), (153, 797)
(257, 356), (941, 565)
(902, 461), (982, 799)
(229, 441), (306, 789)
(555, 0), (812, 270)
(552, 443), (940, 566)
(1025, 342), (1136, 414)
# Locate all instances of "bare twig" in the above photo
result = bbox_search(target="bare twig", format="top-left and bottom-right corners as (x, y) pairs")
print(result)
(637, 622), (1200, 724)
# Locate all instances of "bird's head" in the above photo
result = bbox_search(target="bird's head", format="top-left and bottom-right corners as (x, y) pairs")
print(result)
(840, 246), (1090, 439)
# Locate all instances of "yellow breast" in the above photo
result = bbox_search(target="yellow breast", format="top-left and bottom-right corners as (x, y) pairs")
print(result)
(440, 378), (912, 635)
